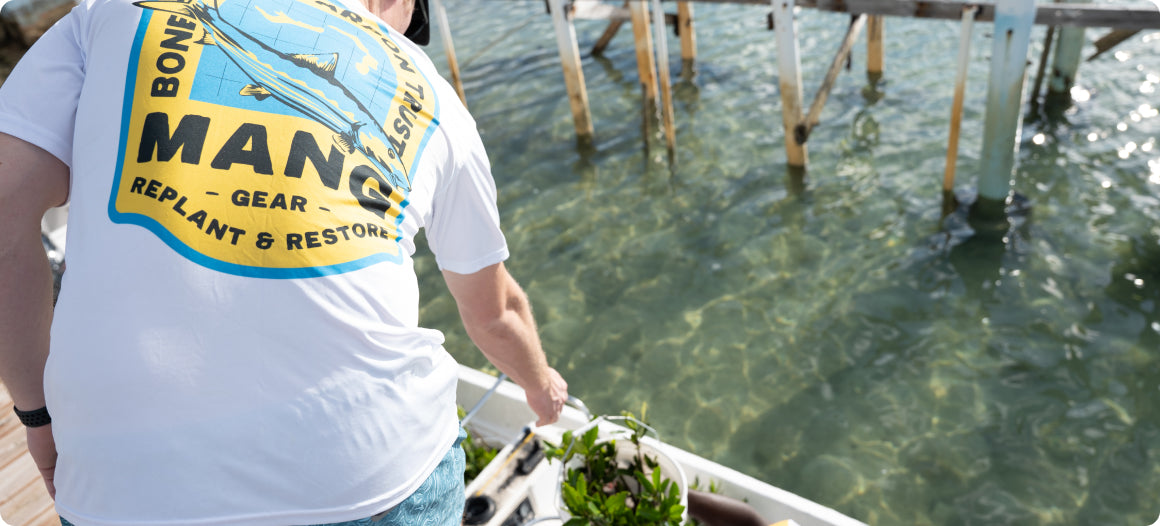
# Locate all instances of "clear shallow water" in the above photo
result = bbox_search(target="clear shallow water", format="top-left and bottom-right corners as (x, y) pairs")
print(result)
(411, 2), (1160, 524)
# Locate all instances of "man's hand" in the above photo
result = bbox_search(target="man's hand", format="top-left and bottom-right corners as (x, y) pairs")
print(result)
(526, 367), (568, 426)
(26, 424), (57, 499)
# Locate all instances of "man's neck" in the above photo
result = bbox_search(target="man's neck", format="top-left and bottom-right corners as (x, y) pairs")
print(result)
(362, 0), (412, 34)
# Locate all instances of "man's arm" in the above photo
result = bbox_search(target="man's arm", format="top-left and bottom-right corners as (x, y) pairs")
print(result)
(0, 132), (70, 497)
(442, 262), (568, 425)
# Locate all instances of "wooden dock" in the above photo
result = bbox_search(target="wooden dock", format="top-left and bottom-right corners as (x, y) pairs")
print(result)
(0, 384), (56, 526)
(527, 0), (1160, 219)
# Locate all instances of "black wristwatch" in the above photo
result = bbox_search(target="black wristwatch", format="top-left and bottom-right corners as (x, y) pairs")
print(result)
(13, 406), (52, 427)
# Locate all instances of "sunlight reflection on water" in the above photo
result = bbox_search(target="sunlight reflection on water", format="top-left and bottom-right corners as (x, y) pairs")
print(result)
(412, 2), (1160, 524)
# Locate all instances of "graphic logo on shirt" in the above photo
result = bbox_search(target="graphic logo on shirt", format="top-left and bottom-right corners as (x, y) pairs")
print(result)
(110, 0), (439, 278)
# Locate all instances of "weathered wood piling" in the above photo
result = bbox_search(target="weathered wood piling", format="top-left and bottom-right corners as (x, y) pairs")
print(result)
(866, 15), (884, 80)
(678, 2), (697, 66)
(652, 0), (677, 160)
(772, 0), (808, 167)
(943, 5), (978, 217)
(430, 0), (467, 107)
(547, 0), (596, 142)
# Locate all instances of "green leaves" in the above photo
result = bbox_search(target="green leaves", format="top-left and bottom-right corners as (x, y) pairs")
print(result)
(458, 407), (499, 485)
(548, 414), (685, 525)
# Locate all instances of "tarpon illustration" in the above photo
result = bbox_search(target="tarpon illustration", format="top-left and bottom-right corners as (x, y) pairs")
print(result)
(134, 0), (414, 191)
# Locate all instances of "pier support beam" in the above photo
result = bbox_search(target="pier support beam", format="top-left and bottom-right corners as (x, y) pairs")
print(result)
(1045, 0), (1087, 110)
(590, 0), (629, 56)
(678, 2), (697, 67)
(1028, 25), (1055, 113)
(975, 0), (1035, 220)
(652, 0), (678, 160)
(799, 14), (865, 144)
(431, 0), (467, 107)
(547, 0), (595, 143)
(866, 15), (884, 81)
(1087, 28), (1140, 62)
(943, 6), (978, 216)
(772, 0), (808, 168)
(629, 0), (660, 104)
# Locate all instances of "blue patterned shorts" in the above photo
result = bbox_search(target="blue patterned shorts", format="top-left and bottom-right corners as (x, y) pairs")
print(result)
(61, 429), (467, 526)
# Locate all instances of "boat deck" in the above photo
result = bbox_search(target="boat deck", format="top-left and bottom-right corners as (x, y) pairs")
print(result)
(0, 383), (57, 526)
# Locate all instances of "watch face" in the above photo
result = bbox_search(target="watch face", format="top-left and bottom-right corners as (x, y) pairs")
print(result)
(404, 0), (430, 45)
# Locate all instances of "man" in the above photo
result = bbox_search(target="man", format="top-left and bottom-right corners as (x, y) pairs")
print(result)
(0, 0), (568, 524)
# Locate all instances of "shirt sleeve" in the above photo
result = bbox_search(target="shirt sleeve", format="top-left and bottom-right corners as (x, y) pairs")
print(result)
(425, 120), (509, 275)
(0, 6), (86, 167)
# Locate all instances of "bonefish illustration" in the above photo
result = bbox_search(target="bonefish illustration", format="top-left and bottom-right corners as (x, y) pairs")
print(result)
(134, 0), (414, 191)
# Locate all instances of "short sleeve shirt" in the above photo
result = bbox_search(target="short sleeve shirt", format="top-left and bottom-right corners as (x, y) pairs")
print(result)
(0, 0), (506, 523)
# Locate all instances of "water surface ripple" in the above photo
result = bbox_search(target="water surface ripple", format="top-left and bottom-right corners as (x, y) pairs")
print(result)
(414, 3), (1160, 524)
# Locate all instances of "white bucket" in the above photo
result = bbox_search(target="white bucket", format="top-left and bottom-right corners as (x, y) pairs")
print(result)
(557, 420), (689, 524)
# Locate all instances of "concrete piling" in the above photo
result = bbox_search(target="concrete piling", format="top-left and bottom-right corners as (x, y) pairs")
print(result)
(976, 0), (1036, 219)
(1045, 0), (1087, 110)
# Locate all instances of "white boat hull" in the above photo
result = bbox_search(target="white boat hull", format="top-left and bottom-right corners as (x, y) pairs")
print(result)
(456, 365), (866, 526)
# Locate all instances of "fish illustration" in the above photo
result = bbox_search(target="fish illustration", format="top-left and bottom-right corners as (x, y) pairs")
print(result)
(134, 0), (413, 191)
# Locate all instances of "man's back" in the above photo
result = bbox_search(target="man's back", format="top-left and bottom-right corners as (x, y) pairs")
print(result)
(0, 0), (510, 523)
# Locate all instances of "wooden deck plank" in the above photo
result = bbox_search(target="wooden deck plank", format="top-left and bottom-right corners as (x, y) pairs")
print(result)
(0, 383), (56, 526)
(0, 457), (41, 510)
(0, 413), (28, 469)
(4, 474), (56, 526)
(30, 505), (60, 526)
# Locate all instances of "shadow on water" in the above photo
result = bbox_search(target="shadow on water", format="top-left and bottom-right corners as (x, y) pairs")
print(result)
(862, 74), (886, 106)
(937, 191), (1033, 299)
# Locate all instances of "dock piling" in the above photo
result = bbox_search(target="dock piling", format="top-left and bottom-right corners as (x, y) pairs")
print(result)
(592, 1), (628, 55)
(798, 14), (867, 144)
(976, 0), (1036, 220)
(629, 0), (661, 105)
(678, 2), (697, 71)
(1045, 0), (1087, 110)
(772, 0), (808, 168)
(943, 5), (978, 216)
(1028, 25), (1056, 113)
(547, 0), (595, 142)
(867, 15), (885, 81)
(431, 0), (467, 107)
(1087, 28), (1141, 61)
(652, 0), (678, 161)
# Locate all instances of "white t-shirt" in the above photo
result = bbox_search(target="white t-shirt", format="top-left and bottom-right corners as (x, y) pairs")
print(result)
(0, 0), (508, 524)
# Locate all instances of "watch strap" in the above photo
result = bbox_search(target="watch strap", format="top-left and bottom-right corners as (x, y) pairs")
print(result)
(13, 406), (52, 427)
